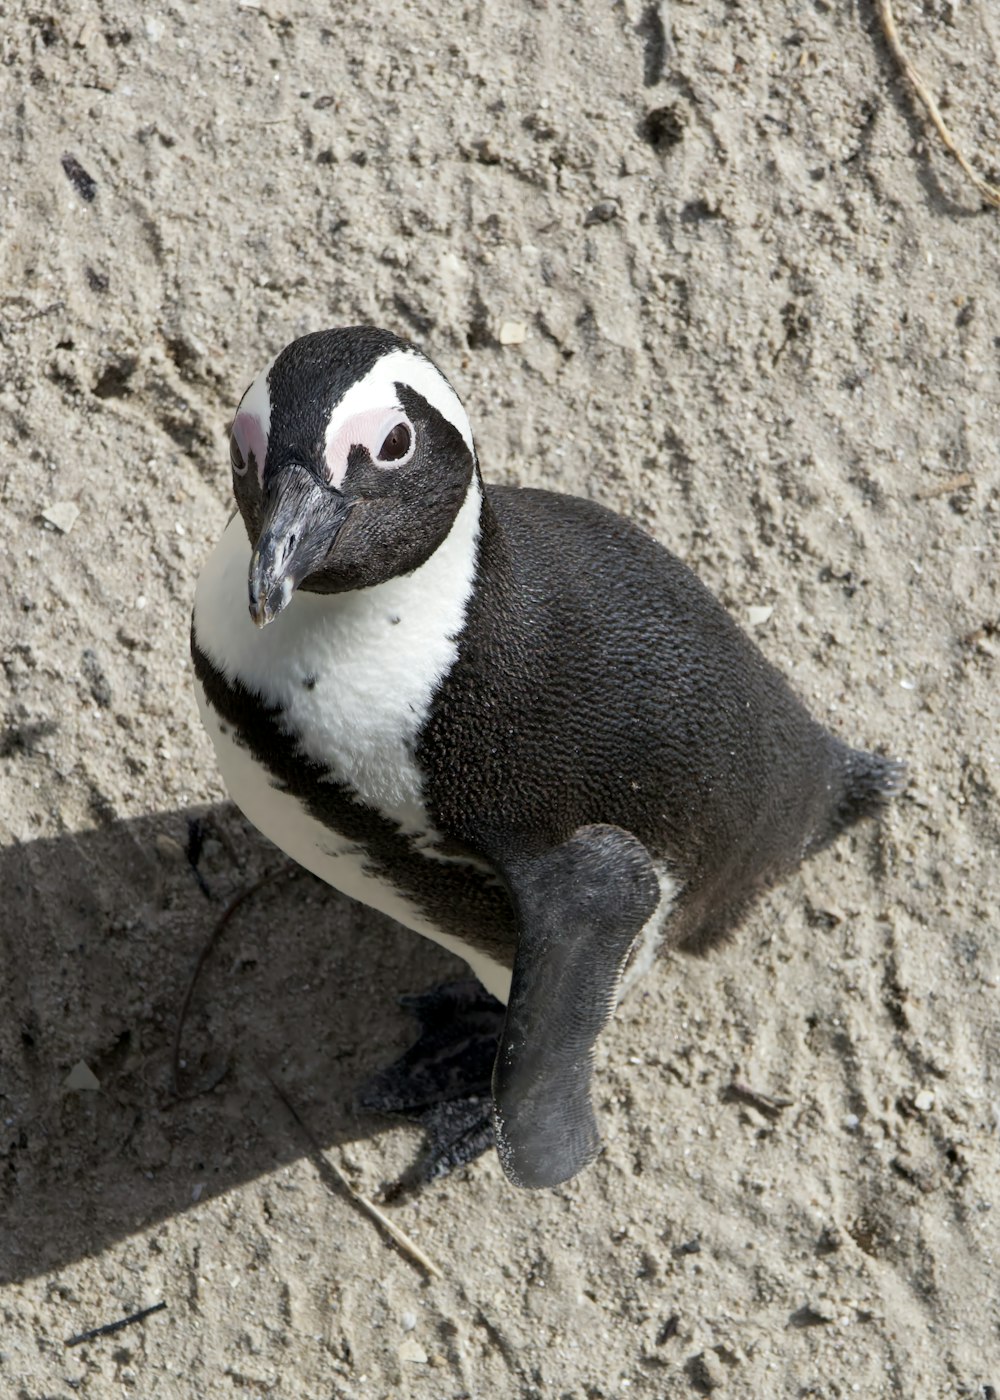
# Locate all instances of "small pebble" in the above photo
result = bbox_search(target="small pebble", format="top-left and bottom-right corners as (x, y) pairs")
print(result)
(747, 605), (774, 627)
(688, 1350), (726, 1392)
(583, 198), (620, 227)
(499, 320), (527, 345)
(400, 1311), (417, 1332)
(914, 1090), (935, 1113)
(154, 833), (186, 862)
(397, 1338), (428, 1364)
(41, 502), (80, 534)
(64, 1061), (100, 1092)
(61, 153), (97, 203)
(800, 1296), (837, 1324)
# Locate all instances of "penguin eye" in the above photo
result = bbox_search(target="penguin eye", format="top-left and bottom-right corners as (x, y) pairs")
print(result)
(230, 434), (248, 477)
(376, 420), (414, 464)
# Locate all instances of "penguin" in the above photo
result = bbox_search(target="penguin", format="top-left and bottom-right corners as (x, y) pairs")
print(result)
(191, 326), (904, 1190)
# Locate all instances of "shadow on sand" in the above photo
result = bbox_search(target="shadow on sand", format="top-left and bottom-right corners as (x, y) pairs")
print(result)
(1, 802), (464, 1285)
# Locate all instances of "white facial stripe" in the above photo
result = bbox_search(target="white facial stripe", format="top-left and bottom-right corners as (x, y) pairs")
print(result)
(323, 347), (475, 486)
(234, 358), (275, 486)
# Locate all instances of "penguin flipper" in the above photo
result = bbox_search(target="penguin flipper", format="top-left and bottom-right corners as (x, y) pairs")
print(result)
(492, 825), (659, 1189)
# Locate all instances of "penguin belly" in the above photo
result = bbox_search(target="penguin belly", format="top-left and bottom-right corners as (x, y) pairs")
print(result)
(196, 686), (513, 982)
(191, 505), (515, 1004)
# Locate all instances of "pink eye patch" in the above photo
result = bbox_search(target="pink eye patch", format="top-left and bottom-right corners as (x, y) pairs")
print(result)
(325, 408), (416, 486)
(232, 411), (268, 483)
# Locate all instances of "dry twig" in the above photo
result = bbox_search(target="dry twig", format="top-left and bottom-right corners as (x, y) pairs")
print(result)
(876, 0), (1000, 209)
(171, 862), (297, 1099)
(266, 1073), (444, 1281)
(724, 1078), (794, 1121)
(914, 471), (974, 500)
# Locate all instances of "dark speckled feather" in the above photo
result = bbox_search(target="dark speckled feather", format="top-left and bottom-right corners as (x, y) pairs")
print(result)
(419, 484), (901, 950)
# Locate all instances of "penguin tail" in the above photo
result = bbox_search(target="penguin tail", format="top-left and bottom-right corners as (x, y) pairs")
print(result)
(833, 745), (907, 832)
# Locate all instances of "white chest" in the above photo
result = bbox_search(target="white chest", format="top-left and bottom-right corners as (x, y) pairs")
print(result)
(193, 483), (482, 826)
(191, 483), (515, 1003)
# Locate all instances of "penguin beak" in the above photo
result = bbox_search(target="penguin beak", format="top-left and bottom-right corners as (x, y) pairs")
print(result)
(248, 465), (349, 628)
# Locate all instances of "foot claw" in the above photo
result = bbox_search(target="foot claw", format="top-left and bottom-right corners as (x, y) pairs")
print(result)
(356, 980), (505, 1182)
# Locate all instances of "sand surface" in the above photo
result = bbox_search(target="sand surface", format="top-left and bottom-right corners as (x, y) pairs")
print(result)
(2, 1), (998, 1396)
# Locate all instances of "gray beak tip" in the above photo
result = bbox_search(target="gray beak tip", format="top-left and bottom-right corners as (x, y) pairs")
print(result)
(248, 544), (289, 628)
(248, 581), (287, 629)
(246, 466), (348, 630)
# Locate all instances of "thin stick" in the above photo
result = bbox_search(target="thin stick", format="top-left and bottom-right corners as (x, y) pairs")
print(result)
(876, 0), (1000, 209)
(266, 1073), (444, 1281)
(724, 1079), (794, 1121)
(65, 1301), (167, 1348)
(171, 863), (297, 1099)
(914, 471), (974, 500)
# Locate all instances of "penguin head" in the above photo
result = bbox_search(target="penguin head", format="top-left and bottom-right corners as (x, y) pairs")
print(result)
(228, 327), (478, 626)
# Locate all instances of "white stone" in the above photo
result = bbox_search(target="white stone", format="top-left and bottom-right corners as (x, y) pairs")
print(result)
(41, 502), (80, 533)
(499, 320), (527, 345)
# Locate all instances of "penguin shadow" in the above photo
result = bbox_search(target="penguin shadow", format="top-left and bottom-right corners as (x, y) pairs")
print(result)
(1, 801), (465, 1287)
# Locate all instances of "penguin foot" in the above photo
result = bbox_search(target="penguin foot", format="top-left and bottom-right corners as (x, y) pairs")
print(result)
(355, 980), (504, 1186)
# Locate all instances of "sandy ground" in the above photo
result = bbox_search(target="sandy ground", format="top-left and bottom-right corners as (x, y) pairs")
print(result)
(2, 1), (999, 1396)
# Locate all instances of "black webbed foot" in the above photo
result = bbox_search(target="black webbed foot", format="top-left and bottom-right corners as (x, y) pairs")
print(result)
(356, 979), (505, 1186)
